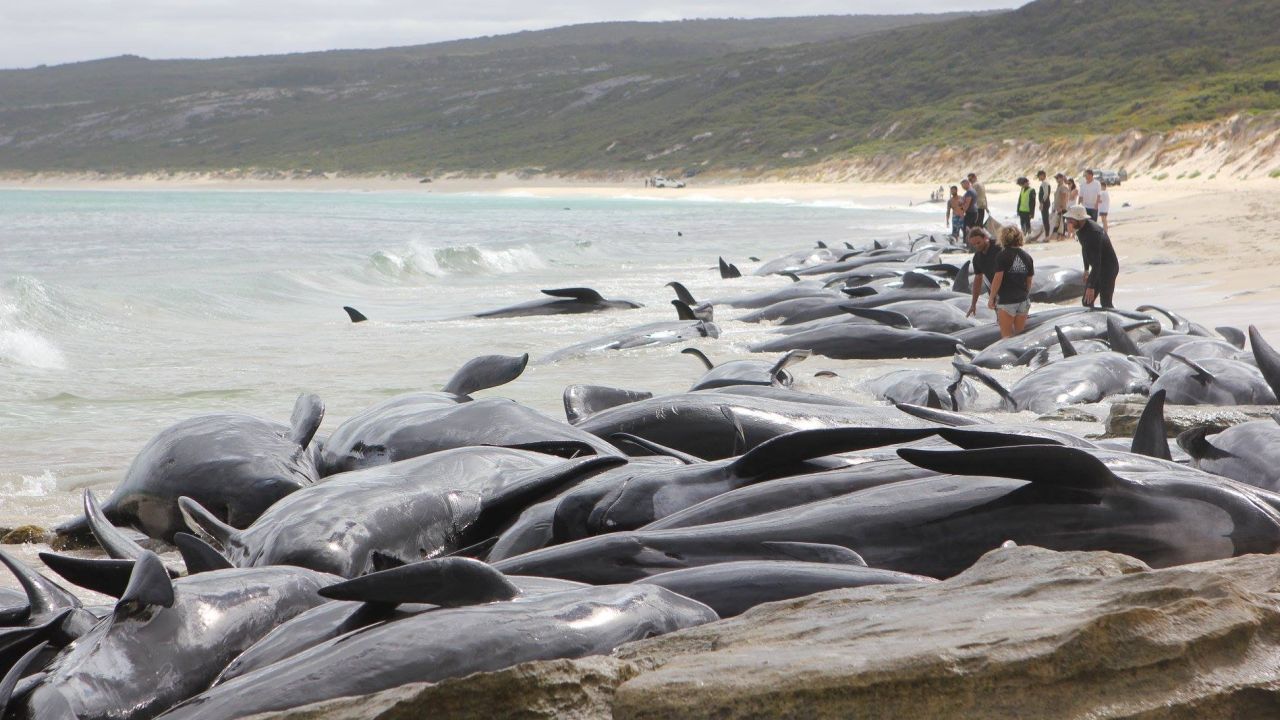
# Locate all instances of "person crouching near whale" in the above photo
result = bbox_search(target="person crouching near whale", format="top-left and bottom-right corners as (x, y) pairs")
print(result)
(1063, 204), (1119, 309)
(987, 226), (1035, 338)
(965, 227), (1000, 318)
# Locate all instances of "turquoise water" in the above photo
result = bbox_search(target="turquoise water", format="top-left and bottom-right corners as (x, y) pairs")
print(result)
(0, 188), (940, 526)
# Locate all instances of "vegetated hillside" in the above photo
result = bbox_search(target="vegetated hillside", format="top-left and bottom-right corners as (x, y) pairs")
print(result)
(0, 1), (1276, 176)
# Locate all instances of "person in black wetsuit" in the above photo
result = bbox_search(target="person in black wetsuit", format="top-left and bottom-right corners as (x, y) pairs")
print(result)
(987, 226), (1035, 337)
(964, 227), (1001, 318)
(1064, 204), (1119, 308)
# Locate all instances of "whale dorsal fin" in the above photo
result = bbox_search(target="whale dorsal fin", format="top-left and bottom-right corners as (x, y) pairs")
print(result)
(174, 533), (234, 574)
(1130, 390), (1172, 460)
(288, 393), (325, 449)
(1056, 326), (1078, 357)
(0, 548), (80, 620)
(936, 428), (1066, 450)
(1217, 326), (1246, 349)
(901, 271), (941, 289)
(840, 306), (912, 329)
(1177, 426), (1230, 461)
(681, 347), (715, 370)
(781, 272), (802, 283)
(665, 281), (698, 306)
(562, 385), (652, 424)
(952, 260), (972, 294)
(83, 489), (148, 561)
(541, 287), (605, 303)
(38, 553), (136, 598)
(0, 641), (47, 715)
(1249, 326), (1280, 400)
(925, 387), (944, 409)
(672, 300), (697, 321)
(1105, 315), (1142, 357)
(178, 497), (241, 552)
(441, 353), (529, 397)
(342, 306), (368, 323)
(114, 552), (174, 621)
(319, 557), (519, 607)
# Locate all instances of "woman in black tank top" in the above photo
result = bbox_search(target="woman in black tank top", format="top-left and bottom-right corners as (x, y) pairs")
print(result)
(987, 226), (1035, 338)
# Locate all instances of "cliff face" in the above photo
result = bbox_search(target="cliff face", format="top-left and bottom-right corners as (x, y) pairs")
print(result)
(779, 113), (1280, 183)
(255, 545), (1280, 719)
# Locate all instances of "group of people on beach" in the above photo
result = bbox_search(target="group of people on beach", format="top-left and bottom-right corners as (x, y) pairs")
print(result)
(945, 169), (1113, 242)
(955, 169), (1120, 339)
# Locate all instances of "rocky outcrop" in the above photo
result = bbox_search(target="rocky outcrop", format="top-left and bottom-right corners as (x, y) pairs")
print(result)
(255, 546), (1280, 719)
(1105, 399), (1279, 437)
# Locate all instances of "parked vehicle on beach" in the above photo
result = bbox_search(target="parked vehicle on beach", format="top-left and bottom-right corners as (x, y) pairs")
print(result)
(651, 176), (686, 189)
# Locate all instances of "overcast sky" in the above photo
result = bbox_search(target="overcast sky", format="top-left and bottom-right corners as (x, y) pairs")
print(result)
(1, 0), (1026, 70)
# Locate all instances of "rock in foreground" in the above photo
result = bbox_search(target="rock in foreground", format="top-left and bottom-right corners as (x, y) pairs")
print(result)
(256, 546), (1280, 719)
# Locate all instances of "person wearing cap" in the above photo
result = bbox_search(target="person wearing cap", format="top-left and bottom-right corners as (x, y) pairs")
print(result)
(1037, 171), (1052, 241)
(1015, 177), (1036, 236)
(1052, 173), (1069, 239)
(964, 227), (1001, 318)
(1078, 169), (1102, 221)
(1064, 204), (1119, 308)
(967, 173), (988, 226)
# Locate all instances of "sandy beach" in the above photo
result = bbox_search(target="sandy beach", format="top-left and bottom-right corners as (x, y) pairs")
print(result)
(6, 171), (1278, 334)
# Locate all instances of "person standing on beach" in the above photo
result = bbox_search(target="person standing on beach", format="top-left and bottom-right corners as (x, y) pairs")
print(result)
(961, 179), (978, 231)
(1078, 169), (1102, 221)
(967, 173), (988, 226)
(1067, 177), (1079, 207)
(1037, 170), (1052, 241)
(1064, 205), (1119, 309)
(987, 226), (1035, 337)
(946, 185), (965, 240)
(965, 227), (1001, 318)
(1015, 177), (1036, 236)
(1098, 181), (1112, 232)
(1053, 173), (1069, 239)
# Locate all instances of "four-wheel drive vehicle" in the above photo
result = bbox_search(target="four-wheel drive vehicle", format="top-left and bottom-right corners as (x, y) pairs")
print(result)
(651, 176), (686, 188)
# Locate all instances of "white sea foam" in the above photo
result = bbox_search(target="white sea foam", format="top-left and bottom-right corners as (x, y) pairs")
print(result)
(0, 327), (67, 369)
(1, 469), (57, 497)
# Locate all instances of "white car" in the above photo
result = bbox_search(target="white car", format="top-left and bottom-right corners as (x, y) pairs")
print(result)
(651, 176), (685, 189)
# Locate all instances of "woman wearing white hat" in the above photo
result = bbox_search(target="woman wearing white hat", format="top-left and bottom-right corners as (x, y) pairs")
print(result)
(1063, 204), (1119, 308)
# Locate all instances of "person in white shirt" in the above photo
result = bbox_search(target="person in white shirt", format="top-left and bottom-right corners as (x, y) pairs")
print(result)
(1077, 169), (1103, 221)
(1098, 182), (1112, 232)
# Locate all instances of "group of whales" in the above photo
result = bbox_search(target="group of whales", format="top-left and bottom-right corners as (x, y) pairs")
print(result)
(5, 236), (1280, 719)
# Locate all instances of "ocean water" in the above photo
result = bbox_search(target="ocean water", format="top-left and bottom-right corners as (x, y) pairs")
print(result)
(0, 188), (956, 532)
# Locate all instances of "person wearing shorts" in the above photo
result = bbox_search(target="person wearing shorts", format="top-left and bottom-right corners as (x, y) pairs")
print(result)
(987, 226), (1035, 338)
(945, 185), (965, 240)
(1098, 182), (1111, 232)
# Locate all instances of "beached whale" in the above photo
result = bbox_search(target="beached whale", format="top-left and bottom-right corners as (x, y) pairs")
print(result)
(9, 553), (335, 720)
(154, 573), (715, 720)
(956, 351), (1153, 414)
(493, 445), (1280, 584)
(469, 287), (642, 318)
(539, 301), (720, 363)
(54, 394), (325, 544)
(180, 449), (623, 577)
(1149, 326), (1280, 405)
(572, 390), (937, 460)
(749, 323), (963, 360)
(681, 348), (809, 390)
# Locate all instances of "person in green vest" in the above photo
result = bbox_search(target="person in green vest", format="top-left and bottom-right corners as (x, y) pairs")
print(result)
(1015, 177), (1036, 237)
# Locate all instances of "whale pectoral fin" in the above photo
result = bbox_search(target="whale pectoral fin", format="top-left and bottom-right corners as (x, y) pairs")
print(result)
(762, 541), (866, 566)
(1165, 352), (1214, 385)
(38, 553), (136, 597)
(893, 402), (984, 427)
(1216, 326), (1246, 349)
(1130, 390), (1172, 461)
(898, 445), (1122, 490)
(937, 428), (1066, 450)
(113, 552), (174, 621)
(610, 433), (703, 465)
(173, 532), (233, 574)
(781, 272), (802, 283)
(83, 489), (147, 561)
(769, 349), (811, 381)
(319, 557), (519, 607)
(952, 360), (1017, 410)
(840, 306), (912, 329)
(288, 393), (325, 449)
(177, 497), (240, 553)
(729, 427), (941, 479)
(1176, 427), (1231, 461)
(541, 287), (605, 303)
(0, 641), (46, 716)
(441, 353), (530, 397)
(342, 306), (368, 323)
